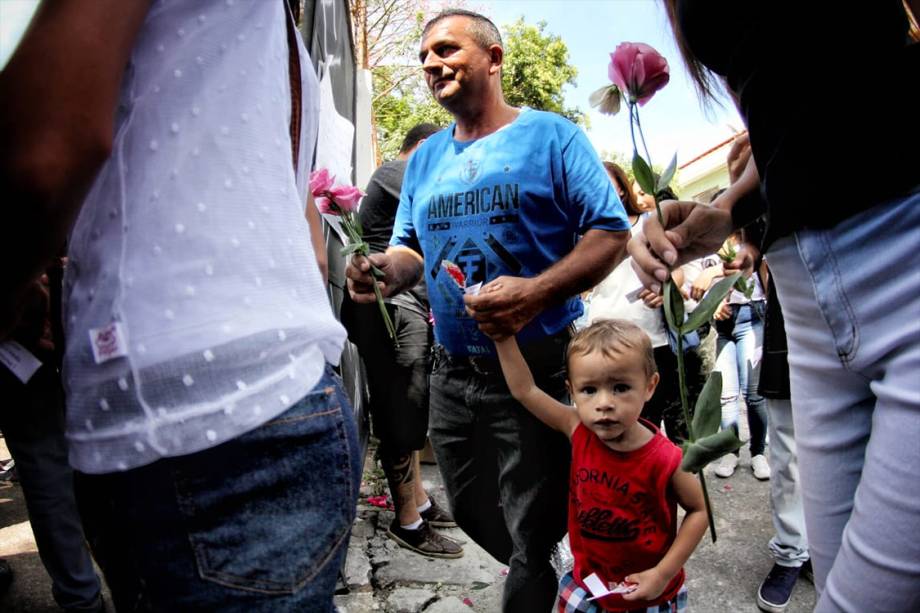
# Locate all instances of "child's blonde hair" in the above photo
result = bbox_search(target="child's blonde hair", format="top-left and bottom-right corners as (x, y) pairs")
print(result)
(566, 319), (657, 379)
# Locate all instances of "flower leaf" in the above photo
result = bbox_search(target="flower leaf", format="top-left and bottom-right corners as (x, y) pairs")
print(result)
(681, 429), (744, 474)
(692, 371), (723, 439)
(735, 276), (754, 300)
(663, 278), (684, 333)
(717, 243), (737, 263)
(632, 152), (657, 197)
(682, 272), (741, 331)
(656, 152), (677, 193)
(340, 242), (368, 257)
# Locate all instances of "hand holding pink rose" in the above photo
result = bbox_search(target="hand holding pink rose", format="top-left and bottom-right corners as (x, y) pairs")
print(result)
(309, 169), (397, 345)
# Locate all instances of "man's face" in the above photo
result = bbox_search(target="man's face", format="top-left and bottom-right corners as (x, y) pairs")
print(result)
(418, 16), (494, 112)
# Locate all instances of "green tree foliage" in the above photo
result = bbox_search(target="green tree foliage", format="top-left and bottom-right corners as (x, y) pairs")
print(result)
(500, 19), (584, 126)
(361, 4), (585, 162)
(352, 0), (449, 162)
(372, 67), (451, 162)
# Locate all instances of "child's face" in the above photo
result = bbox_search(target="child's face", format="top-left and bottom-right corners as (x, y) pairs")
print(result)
(567, 347), (659, 448)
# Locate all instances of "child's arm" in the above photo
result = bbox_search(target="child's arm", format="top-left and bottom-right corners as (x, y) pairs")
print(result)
(621, 468), (708, 602)
(494, 336), (580, 438)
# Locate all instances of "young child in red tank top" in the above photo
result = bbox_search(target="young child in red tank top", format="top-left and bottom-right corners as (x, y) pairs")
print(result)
(493, 319), (708, 612)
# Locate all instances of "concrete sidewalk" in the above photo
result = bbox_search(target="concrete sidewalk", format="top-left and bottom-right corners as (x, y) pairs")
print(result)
(0, 437), (815, 612)
(334, 453), (816, 613)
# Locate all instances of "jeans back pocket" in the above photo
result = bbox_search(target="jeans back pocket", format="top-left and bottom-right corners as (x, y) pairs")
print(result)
(173, 378), (356, 594)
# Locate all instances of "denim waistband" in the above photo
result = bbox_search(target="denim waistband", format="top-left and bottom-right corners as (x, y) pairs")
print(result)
(433, 326), (573, 378)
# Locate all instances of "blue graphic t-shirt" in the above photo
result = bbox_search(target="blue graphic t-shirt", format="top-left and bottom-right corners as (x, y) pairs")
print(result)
(391, 109), (629, 356)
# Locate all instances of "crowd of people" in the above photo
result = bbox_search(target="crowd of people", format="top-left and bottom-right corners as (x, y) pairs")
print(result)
(1, 2), (917, 612)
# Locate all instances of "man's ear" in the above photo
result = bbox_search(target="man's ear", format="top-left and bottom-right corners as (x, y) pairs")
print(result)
(645, 372), (660, 401)
(488, 44), (503, 76)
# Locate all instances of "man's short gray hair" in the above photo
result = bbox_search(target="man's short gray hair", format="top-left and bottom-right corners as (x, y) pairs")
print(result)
(422, 9), (502, 50)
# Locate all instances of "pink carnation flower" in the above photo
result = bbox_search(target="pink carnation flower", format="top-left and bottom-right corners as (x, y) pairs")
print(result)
(608, 42), (669, 106)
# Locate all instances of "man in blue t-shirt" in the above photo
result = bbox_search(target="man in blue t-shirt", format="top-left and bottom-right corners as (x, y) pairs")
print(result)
(346, 9), (629, 611)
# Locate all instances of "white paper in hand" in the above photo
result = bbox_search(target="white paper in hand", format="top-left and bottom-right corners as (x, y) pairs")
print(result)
(0, 340), (43, 384)
(583, 573), (614, 600)
(464, 282), (483, 296)
(584, 572), (638, 601)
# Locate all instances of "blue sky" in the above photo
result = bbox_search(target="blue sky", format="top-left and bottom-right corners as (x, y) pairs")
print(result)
(1, 0), (743, 165)
(0, 1), (37, 68)
(480, 0), (743, 165)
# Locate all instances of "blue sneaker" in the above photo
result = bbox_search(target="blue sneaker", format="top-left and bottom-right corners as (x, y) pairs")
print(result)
(757, 563), (803, 612)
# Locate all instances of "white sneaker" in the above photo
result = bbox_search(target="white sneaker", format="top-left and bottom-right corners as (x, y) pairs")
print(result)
(714, 454), (738, 478)
(752, 454), (772, 480)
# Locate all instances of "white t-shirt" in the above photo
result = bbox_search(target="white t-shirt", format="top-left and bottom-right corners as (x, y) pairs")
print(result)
(586, 218), (668, 347)
(62, 0), (346, 474)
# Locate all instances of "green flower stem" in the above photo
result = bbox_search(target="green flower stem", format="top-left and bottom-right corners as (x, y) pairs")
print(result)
(338, 210), (399, 347)
(631, 104), (663, 227)
(675, 324), (693, 440)
(699, 471), (717, 543)
(628, 104), (640, 162)
(629, 100), (719, 543)
(675, 284), (717, 543)
(372, 280), (398, 346)
(633, 107), (654, 182)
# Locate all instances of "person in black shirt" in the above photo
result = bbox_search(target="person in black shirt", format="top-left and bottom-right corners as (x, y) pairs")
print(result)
(630, 3), (920, 609)
(343, 124), (463, 559)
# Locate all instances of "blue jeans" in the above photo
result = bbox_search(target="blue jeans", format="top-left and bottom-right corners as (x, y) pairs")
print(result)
(0, 364), (101, 611)
(715, 303), (768, 456)
(766, 399), (809, 567)
(428, 335), (571, 613)
(75, 364), (361, 612)
(768, 190), (920, 611)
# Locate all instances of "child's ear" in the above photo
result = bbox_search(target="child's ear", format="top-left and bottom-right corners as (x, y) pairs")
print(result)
(566, 379), (573, 397)
(644, 372), (660, 401)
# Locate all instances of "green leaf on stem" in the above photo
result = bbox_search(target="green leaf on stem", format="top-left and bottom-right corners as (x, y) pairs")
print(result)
(691, 371), (723, 439)
(681, 429), (744, 474)
(735, 276), (754, 300)
(340, 241), (369, 256)
(657, 152), (677, 193)
(663, 278), (684, 333)
(682, 272), (741, 332)
(632, 152), (657, 197)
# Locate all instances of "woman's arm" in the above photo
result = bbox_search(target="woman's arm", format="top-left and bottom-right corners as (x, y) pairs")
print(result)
(494, 337), (580, 438)
(622, 468), (708, 602)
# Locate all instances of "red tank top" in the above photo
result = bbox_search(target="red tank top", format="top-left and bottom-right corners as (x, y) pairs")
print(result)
(568, 419), (684, 611)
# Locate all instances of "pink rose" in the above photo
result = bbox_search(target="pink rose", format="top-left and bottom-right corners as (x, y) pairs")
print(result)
(314, 195), (336, 215)
(328, 184), (364, 212)
(608, 42), (669, 106)
(309, 168), (335, 196)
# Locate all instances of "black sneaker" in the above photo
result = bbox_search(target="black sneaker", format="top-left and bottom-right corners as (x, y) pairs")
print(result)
(419, 498), (457, 528)
(386, 519), (463, 559)
(799, 559), (814, 583)
(757, 563), (802, 612)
